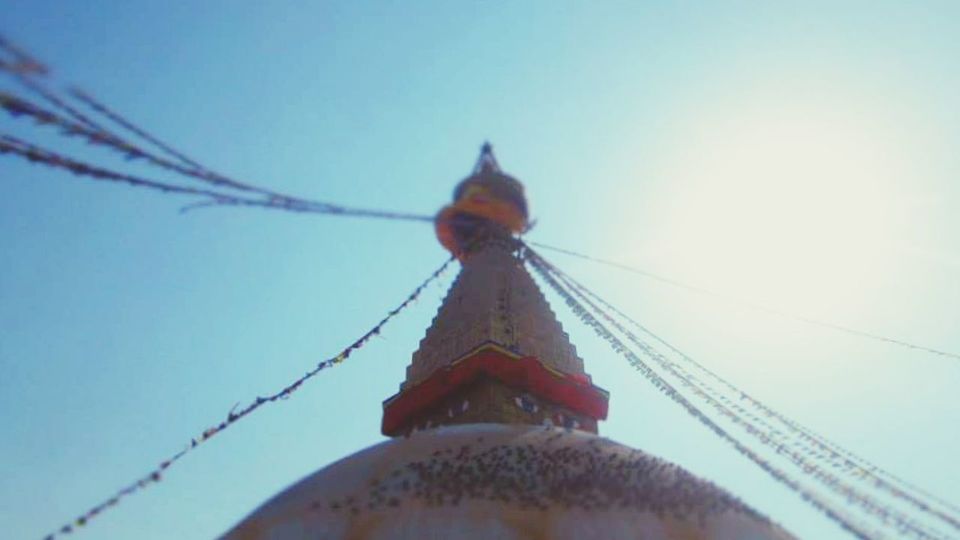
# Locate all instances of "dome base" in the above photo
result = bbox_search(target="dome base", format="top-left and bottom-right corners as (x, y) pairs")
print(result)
(223, 424), (795, 540)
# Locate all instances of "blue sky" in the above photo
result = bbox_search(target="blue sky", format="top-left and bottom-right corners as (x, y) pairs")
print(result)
(1, 2), (959, 539)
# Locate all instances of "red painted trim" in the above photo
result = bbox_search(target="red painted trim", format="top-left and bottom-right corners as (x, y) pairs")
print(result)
(382, 348), (609, 435)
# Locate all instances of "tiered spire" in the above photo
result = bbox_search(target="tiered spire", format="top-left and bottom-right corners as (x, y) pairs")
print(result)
(402, 244), (584, 385)
(382, 146), (608, 436)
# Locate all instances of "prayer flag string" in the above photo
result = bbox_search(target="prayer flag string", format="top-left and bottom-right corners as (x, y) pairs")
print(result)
(0, 134), (431, 222)
(0, 34), (47, 76)
(66, 85), (430, 218)
(8, 75), (109, 134)
(529, 241), (960, 362)
(42, 256), (454, 540)
(0, 35), (434, 222)
(0, 91), (255, 188)
(541, 255), (960, 534)
(67, 87), (213, 174)
(0, 35), (107, 132)
(525, 248), (947, 540)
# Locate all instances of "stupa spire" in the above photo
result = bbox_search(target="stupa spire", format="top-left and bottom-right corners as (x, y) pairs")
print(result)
(382, 146), (608, 436)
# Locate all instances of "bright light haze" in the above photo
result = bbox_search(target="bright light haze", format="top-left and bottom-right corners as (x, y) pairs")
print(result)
(1, 2), (958, 539)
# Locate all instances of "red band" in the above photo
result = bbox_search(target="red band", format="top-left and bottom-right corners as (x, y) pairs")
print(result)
(382, 348), (609, 435)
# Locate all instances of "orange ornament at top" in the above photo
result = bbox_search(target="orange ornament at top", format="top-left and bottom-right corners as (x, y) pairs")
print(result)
(435, 143), (529, 258)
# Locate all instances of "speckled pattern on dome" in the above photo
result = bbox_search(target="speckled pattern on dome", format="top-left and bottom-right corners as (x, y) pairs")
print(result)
(223, 424), (795, 540)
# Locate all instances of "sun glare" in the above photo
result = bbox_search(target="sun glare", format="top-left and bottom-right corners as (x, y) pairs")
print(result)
(650, 99), (910, 319)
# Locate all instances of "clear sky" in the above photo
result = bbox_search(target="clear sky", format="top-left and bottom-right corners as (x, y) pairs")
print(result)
(1, 2), (959, 539)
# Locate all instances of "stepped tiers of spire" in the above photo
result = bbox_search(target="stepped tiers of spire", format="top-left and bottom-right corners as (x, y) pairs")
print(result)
(224, 145), (796, 539)
(382, 239), (609, 436)
(404, 243), (584, 384)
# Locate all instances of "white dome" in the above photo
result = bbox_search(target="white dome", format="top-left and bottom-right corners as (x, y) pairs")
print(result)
(223, 424), (794, 540)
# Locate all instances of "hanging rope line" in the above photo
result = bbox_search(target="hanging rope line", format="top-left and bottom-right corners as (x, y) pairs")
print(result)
(532, 248), (960, 535)
(530, 249), (953, 538)
(68, 87), (211, 173)
(530, 241), (960, 362)
(0, 34), (47, 76)
(0, 35), (434, 222)
(0, 133), (432, 221)
(1, 90), (255, 189)
(524, 250), (883, 540)
(65, 85), (312, 199)
(554, 263), (960, 529)
(0, 36), (107, 132)
(0, 133), (235, 197)
(8, 75), (109, 133)
(64, 84), (434, 220)
(42, 256), (454, 540)
(527, 251), (952, 539)
(0, 133), (394, 219)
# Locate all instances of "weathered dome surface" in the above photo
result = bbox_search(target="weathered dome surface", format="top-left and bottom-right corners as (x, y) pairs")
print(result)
(223, 424), (795, 540)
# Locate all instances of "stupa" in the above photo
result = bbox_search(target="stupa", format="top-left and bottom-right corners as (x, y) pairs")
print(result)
(223, 145), (795, 540)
